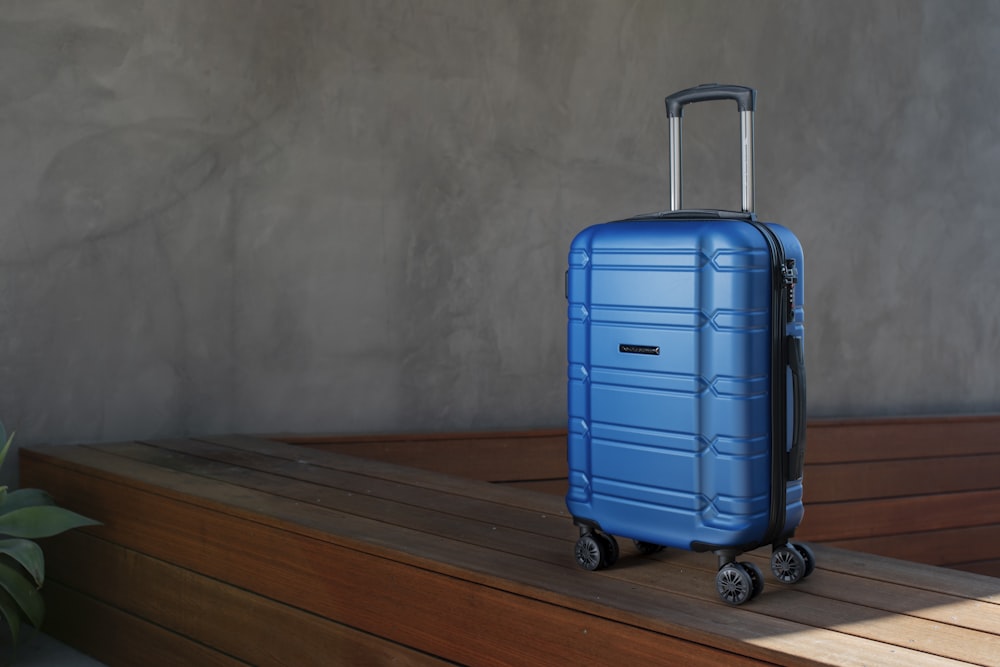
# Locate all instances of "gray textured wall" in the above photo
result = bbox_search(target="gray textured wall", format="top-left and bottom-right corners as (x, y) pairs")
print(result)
(2, 1), (999, 463)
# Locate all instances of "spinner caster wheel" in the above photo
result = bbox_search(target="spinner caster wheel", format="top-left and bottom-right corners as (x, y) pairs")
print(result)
(597, 534), (620, 568)
(716, 563), (755, 606)
(742, 561), (765, 600)
(792, 542), (817, 579)
(574, 533), (618, 570)
(574, 534), (603, 571)
(633, 539), (665, 555)
(771, 544), (808, 584)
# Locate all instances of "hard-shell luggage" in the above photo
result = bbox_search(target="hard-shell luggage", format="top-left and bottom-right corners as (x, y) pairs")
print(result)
(565, 84), (813, 605)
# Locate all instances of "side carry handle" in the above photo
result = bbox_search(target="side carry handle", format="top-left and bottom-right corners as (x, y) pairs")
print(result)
(787, 335), (807, 481)
(664, 83), (756, 213)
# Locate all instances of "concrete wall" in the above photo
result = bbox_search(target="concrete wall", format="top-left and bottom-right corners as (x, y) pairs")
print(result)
(2, 1), (999, 463)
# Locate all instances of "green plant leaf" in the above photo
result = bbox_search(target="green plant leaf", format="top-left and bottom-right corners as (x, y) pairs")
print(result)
(0, 506), (100, 539)
(0, 561), (43, 629)
(0, 586), (22, 648)
(0, 430), (12, 473)
(0, 540), (44, 588)
(0, 489), (55, 515)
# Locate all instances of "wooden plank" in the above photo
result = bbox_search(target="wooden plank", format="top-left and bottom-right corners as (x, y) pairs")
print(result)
(605, 551), (1000, 667)
(953, 559), (1000, 578)
(500, 478), (566, 495)
(43, 530), (452, 667)
(798, 489), (1000, 541)
(795, 545), (1000, 604)
(115, 438), (568, 546)
(557, 536), (1000, 665)
(804, 415), (1000, 464)
(94, 440), (573, 566)
(741, 552), (1000, 635)
(291, 433), (566, 482)
(24, 443), (994, 667)
(92, 440), (1000, 664)
(212, 434), (570, 515)
(827, 524), (1000, 569)
(803, 453), (1000, 503)
(276, 428), (567, 445)
(43, 581), (247, 667)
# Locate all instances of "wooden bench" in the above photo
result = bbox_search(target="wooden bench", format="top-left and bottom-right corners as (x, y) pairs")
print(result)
(284, 415), (1000, 577)
(20, 425), (1000, 666)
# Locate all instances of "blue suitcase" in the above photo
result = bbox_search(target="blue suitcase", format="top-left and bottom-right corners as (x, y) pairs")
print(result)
(566, 84), (812, 605)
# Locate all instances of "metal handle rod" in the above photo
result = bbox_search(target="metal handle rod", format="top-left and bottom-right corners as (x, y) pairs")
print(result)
(669, 116), (682, 211)
(740, 109), (754, 213)
(666, 88), (756, 213)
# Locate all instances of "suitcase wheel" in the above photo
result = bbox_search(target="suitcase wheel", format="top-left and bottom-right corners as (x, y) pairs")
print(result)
(716, 563), (762, 606)
(598, 534), (620, 568)
(633, 539), (666, 555)
(770, 543), (815, 584)
(742, 561), (765, 599)
(574, 533), (619, 571)
(793, 542), (817, 578)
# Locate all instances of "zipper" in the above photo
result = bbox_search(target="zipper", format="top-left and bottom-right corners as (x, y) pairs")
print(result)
(746, 219), (792, 548)
(782, 259), (798, 324)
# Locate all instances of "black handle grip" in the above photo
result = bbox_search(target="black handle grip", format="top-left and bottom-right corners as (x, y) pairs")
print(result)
(665, 83), (756, 118)
(787, 336), (807, 481)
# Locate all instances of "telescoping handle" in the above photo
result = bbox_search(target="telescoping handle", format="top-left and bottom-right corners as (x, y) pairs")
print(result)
(664, 83), (757, 213)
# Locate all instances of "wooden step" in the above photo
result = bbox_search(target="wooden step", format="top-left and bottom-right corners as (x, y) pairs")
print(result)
(21, 435), (1000, 666)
